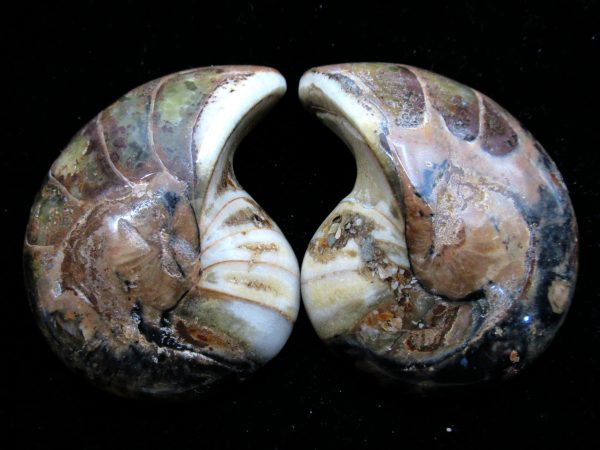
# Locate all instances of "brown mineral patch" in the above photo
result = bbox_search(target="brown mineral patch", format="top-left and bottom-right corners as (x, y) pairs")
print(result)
(510, 350), (520, 364)
(355, 287), (473, 356)
(226, 275), (279, 294)
(307, 212), (375, 263)
(223, 207), (272, 228)
(240, 242), (279, 253)
(64, 310), (77, 321)
(176, 321), (234, 350)
(217, 163), (238, 194)
(377, 311), (394, 321)
(404, 305), (461, 352)
(406, 163), (530, 300)
(548, 279), (570, 314)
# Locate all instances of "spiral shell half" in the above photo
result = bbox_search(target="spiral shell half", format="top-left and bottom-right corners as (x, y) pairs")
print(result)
(299, 63), (578, 385)
(24, 66), (300, 397)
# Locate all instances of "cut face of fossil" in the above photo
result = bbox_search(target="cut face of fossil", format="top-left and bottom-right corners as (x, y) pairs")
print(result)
(299, 63), (578, 386)
(24, 66), (300, 398)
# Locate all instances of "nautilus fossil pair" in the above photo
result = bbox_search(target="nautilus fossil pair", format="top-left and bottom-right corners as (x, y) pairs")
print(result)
(24, 64), (578, 398)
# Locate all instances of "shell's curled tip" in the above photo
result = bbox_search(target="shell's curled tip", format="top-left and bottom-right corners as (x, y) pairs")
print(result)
(24, 66), (299, 398)
(299, 63), (578, 386)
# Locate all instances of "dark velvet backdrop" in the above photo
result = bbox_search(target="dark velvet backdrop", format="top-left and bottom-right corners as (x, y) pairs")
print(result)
(2, 1), (599, 448)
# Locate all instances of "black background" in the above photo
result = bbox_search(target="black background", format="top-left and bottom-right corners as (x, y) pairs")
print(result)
(2, 1), (599, 448)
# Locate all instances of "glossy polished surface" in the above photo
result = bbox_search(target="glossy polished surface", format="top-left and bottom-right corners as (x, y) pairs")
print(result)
(24, 66), (300, 398)
(7, 4), (598, 448)
(300, 63), (578, 386)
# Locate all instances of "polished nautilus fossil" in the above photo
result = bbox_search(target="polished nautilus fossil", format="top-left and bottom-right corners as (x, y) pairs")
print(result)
(300, 63), (578, 386)
(24, 66), (300, 398)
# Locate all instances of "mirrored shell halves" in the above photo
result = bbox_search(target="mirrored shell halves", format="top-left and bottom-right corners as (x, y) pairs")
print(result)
(24, 66), (300, 398)
(299, 63), (578, 386)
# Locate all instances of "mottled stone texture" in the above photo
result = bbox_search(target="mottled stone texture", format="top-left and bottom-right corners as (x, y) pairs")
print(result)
(24, 66), (300, 398)
(300, 63), (578, 386)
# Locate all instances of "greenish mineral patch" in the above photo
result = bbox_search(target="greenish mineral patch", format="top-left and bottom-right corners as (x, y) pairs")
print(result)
(53, 134), (90, 178)
(27, 182), (76, 246)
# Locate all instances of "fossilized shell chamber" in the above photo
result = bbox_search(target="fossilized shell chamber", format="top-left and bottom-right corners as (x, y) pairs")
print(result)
(24, 66), (300, 398)
(299, 63), (578, 386)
